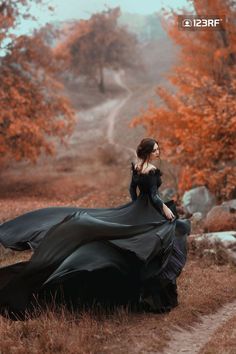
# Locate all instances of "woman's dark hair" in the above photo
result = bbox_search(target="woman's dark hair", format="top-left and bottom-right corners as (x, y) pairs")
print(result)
(136, 137), (161, 172)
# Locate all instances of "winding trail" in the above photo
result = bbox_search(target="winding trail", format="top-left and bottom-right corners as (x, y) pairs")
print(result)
(57, 69), (137, 162)
(161, 300), (236, 354)
(106, 70), (136, 157)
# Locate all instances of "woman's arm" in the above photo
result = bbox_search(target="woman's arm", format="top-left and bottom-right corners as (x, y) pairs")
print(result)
(149, 184), (164, 211)
(148, 176), (175, 220)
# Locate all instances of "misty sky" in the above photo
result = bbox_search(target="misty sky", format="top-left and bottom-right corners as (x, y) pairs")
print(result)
(18, 0), (191, 34)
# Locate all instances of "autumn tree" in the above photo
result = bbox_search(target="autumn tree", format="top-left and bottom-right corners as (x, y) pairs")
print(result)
(0, 1), (75, 166)
(57, 7), (138, 93)
(131, 0), (236, 201)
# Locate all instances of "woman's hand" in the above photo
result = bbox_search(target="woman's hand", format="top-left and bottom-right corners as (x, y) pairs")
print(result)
(162, 204), (175, 221)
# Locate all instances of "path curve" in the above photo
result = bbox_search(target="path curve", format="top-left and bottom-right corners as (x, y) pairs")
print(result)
(106, 70), (136, 157)
(161, 300), (236, 354)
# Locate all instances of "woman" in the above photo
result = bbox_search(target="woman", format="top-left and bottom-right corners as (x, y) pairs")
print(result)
(0, 138), (191, 320)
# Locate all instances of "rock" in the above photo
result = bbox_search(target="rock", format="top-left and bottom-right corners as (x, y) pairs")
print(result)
(221, 199), (236, 208)
(189, 212), (204, 233)
(161, 188), (176, 201)
(204, 199), (236, 232)
(189, 231), (236, 265)
(182, 186), (216, 216)
(196, 231), (236, 245)
(191, 212), (203, 222)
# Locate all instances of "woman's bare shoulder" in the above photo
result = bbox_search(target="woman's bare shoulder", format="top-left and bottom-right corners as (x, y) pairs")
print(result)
(133, 162), (157, 174)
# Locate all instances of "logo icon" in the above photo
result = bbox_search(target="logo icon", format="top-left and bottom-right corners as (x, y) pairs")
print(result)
(182, 19), (192, 28)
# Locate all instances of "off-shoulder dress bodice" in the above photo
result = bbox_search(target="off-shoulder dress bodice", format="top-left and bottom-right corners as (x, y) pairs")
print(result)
(129, 162), (164, 212)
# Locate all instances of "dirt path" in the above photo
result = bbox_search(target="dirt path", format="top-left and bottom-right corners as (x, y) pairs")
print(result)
(161, 300), (236, 354)
(55, 69), (136, 163)
(102, 299), (236, 354)
(106, 70), (136, 157)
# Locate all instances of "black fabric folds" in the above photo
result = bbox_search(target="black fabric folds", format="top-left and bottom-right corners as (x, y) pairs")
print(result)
(0, 164), (191, 319)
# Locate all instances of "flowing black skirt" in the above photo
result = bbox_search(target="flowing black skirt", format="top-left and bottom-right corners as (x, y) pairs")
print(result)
(0, 196), (191, 319)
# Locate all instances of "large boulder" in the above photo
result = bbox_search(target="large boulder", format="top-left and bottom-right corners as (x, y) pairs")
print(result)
(204, 199), (236, 232)
(189, 231), (236, 265)
(182, 186), (216, 216)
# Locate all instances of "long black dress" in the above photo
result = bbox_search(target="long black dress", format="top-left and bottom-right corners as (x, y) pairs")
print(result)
(0, 163), (191, 319)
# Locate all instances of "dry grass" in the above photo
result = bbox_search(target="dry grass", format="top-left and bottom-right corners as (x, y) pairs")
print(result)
(0, 246), (32, 267)
(0, 306), (128, 354)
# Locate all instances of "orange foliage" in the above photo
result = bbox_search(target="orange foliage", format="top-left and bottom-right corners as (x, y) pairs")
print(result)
(131, 0), (236, 201)
(0, 1), (75, 165)
(55, 7), (138, 92)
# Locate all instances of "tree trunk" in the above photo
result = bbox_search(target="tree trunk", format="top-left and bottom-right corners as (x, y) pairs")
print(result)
(98, 64), (105, 93)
